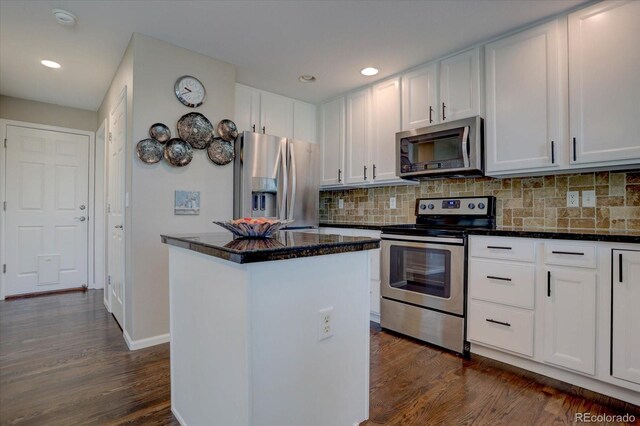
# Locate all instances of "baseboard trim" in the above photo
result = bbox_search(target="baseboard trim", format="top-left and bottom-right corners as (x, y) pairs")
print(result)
(369, 312), (380, 324)
(123, 330), (170, 351)
(4, 287), (87, 300)
(171, 406), (187, 426)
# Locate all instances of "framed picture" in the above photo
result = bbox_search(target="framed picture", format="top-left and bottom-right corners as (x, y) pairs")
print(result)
(175, 190), (200, 215)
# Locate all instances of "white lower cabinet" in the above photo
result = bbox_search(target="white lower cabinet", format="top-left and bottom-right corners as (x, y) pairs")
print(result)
(543, 266), (596, 375)
(319, 227), (381, 320)
(468, 236), (640, 403)
(612, 249), (640, 385)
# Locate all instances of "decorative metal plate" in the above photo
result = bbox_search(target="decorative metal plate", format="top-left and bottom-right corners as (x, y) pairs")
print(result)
(164, 138), (193, 167)
(207, 138), (234, 165)
(216, 119), (238, 142)
(148, 123), (171, 143)
(177, 112), (213, 150)
(136, 138), (163, 164)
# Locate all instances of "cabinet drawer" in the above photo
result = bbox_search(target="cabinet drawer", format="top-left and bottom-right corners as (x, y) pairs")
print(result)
(468, 259), (535, 309)
(544, 243), (596, 268)
(468, 300), (534, 357)
(469, 236), (536, 262)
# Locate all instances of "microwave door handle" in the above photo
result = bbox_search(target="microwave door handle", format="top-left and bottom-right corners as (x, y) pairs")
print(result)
(461, 126), (470, 168)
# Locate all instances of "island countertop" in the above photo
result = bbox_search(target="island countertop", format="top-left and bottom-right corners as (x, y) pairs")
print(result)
(161, 231), (380, 264)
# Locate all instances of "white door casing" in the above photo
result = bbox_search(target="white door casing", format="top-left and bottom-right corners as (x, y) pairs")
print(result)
(108, 89), (126, 328)
(4, 124), (90, 296)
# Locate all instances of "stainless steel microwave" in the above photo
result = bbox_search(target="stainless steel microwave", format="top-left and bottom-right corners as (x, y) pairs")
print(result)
(396, 116), (483, 179)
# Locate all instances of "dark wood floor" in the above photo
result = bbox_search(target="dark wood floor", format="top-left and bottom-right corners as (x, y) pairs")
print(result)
(1, 291), (638, 425)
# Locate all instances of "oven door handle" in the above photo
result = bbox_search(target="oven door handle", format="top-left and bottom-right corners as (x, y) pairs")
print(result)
(461, 126), (470, 168)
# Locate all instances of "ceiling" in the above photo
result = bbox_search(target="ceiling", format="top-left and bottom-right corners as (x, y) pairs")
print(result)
(0, 0), (589, 111)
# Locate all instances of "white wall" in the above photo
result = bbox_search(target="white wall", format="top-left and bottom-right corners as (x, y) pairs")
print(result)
(0, 95), (97, 132)
(129, 34), (236, 341)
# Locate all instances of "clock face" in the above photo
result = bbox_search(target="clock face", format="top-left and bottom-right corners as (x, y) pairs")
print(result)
(174, 76), (206, 108)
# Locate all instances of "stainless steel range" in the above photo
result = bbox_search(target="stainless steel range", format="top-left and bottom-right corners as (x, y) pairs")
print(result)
(380, 196), (496, 356)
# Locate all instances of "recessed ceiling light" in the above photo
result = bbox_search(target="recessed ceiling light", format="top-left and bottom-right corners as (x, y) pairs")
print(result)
(52, 9), (78, 26)
(41, 60), (61, 69)
(298, 75), (317, 83)
(360, 67), (379, 76)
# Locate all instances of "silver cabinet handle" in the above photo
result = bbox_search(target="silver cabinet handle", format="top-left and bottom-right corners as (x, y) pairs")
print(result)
(114, 224), (123, 229)
(74, 216), (86, 222)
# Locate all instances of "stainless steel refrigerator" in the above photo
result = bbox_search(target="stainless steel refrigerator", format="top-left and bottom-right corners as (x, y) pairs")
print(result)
(233, 131), (320, 229)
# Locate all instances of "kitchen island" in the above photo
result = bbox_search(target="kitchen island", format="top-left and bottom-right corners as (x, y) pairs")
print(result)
(161, 231), (380, 426)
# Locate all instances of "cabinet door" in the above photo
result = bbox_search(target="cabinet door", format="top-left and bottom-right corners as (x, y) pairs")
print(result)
(543, 267), (596, 375)
(260, 92), (294, 138)
(235, 84), (260, 133)
(401, 63), (438, 130)
(568, 1), (640, 164)
(293, 101), (316, 144)
(345, 88), (371, 184)
(440, 48), (482, 122)
(319, 98), (345, 186)
(612, 249), (640, 385)
(371, 77), (401, 182)
(485, 19), (566, 174)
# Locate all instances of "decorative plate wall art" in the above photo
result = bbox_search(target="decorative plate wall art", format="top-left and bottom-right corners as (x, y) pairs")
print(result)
(207, 138), (235, 165)
(177, 112), (213, 150)
(216, 119), (238, 142)
(149, 123), (171, 143)
(136, 138), (164, 164)
(164, 138), (193, 167)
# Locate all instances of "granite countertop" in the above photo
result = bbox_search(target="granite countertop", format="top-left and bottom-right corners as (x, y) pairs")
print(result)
(466, 227), (640, 244)
(161, 231), (380, 264)
(319, 223), (386, 230)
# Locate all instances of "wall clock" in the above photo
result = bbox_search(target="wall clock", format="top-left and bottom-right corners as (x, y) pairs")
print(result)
(174, 75), (206, 108)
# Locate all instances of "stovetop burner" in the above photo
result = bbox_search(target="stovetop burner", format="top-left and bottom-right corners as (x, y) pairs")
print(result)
(382, 196), (497, 238)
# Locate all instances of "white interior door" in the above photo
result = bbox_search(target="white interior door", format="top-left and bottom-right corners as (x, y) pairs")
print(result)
(108, 91), (126, 328)
(4, 125), (89, 296)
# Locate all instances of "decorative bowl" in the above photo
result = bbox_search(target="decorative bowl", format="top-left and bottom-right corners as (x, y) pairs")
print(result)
(213, 218), (293, 238)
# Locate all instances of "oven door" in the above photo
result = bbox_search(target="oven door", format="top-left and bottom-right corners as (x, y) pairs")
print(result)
(381, 236), (464, 315)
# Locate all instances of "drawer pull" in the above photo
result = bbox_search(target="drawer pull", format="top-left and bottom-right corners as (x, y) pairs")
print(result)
(619, 253), (623, 283)
(547, 271), (551, 297)
(487, 275), (512, 282)
(487, 246), (512, 250)
(551, 250), (584, 256)
(486, 318), (511, 327)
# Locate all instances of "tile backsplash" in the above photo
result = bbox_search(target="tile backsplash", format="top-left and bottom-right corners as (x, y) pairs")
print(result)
(319, 171), (640, 231)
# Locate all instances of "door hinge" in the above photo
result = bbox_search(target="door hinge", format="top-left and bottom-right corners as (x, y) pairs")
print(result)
(108, 275), (111, 285)
(108, 132), (113, 142)
(2, 264), (6, 274)
(3, 138), (6, 148)
(2, 201), (5, 211)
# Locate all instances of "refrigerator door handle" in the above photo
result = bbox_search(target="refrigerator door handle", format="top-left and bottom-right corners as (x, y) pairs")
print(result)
(278, 142), (288, 220)
(288, 143), (297, 221)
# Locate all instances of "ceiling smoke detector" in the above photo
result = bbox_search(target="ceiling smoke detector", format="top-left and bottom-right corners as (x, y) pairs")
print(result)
(298, 75), (317, 83)
(52, 9), (78, 26)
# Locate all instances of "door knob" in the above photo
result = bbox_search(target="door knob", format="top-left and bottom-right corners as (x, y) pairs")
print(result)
(75, 216), (86, 222)
(79, 205), (86, 210)
(114, 225), (123, 229)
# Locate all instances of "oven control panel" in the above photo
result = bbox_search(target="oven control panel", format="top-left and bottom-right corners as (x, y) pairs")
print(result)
(417, 197), (491, 215)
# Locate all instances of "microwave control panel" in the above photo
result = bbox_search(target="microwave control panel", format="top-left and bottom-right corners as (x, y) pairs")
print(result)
(417, 197), (491, 216)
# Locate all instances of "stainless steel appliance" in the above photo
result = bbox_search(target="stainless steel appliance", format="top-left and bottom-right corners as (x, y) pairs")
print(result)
(233, 131), (320, 228)
(380, 196), (496, 355)
(396, 116), (484, 179)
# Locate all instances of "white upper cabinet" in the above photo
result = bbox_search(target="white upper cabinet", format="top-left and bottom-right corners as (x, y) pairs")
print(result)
(370, 77), (401, 182)
(293, 100), (316, 143)
(235, 84), (316, 143)
(259, 91), (294, 138)
(402, 63), (438, 130)
(235, 84), (260, 133)
(485, 19), (567, 175)
(568, 1), (640, 164)
(319, 97), (345, 186)
(345, 88), (371, 184)
(439, 48), (483, 123)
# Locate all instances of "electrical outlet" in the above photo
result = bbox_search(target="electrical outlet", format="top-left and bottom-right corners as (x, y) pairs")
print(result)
(390, 197), (397, 209)
(338, 199), (344, 209)
(582, 190), (596, 207)
(567, 191), (580, 208)
(318, 307), (333, 341)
